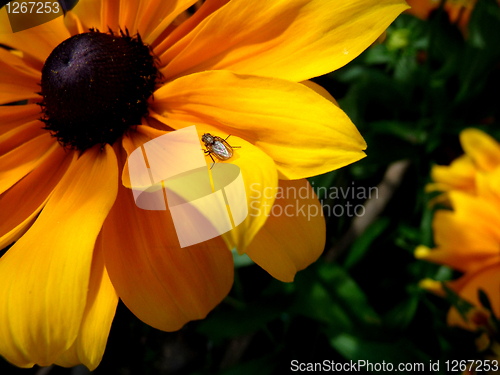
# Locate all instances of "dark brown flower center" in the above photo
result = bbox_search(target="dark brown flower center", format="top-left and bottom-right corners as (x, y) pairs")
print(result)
(40, 29), (159, 151)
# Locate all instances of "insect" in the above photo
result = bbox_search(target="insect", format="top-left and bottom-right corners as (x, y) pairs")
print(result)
(201, 133), (240, 168)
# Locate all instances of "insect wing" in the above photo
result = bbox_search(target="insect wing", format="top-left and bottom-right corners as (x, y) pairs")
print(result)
(212, 137), (233, 160)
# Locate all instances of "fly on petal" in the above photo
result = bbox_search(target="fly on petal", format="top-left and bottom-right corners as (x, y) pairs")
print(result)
(213, 141), (231, 159)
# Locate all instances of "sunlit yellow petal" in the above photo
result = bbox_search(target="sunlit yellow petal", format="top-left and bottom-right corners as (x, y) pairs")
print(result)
(212, 136), (278, 254)
(160, 0), (408, 81)
(55, 234), (118, 370)
(244, 179), (325, 282)
(476, 167), (500, 204)
(461, 128), (500, 172)
(417, 192), (500, 272)
(0, 145), (118, 366)
(151, 70), (366, 180)
(300, 80), (340, 107)
(427, 155), (476, 194)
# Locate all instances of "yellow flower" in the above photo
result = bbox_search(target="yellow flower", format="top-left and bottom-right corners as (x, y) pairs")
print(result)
(416, 129), (500, 339)
(416, 189), (500, 273)
(426, 128), (500, 198)
(0, 0), (408, 370)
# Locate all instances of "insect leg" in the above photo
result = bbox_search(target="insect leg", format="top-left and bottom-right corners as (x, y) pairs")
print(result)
(208, 152), (216, 169)
(224, 135), (241, 148)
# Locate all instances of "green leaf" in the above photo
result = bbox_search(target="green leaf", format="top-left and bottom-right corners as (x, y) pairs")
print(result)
(330, 334), (431, 372)
(442, 283), (475, 321)
(197, 304), (282, 344)
(291, 262), (381, 337)
(219, 355), (278, 375)
(343, 217), (390, 270)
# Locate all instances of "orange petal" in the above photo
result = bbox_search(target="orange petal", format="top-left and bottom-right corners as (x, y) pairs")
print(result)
(0, 8), (70, 70)
(0, 145), (75, 249)
(102, 149), (234, 332)
(0, 133), (58, 195)
(244, 179), (325, 282)
(0, 48), (41, 104)
(150, 70), (366, 180)
(136, 0), (198, 44)
(67, 0), (102, 30)
(55, 234), (118, 370)
(0, 145), (118, 367)
(159, 0), (408, 81)
(0, 104), (42, 137)
(0, 120), (47, 155)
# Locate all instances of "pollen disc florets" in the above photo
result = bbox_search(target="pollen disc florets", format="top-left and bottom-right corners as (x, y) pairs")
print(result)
(40, 29), (159, 151)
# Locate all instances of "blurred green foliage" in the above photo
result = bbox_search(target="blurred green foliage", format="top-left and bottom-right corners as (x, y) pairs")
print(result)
(2, 1), (500, 374)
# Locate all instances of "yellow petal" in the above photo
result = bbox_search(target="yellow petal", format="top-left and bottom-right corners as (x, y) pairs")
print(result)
(55, 234), (118, 370)
(0, 133), (58, 195)
(213, 136), (278, 253)
(153, 0), (230, 58)
(0, 145), (75, 249)
(476, 167), (500, 204)
(428, 155), (476, 194)
(0, 104), (42, 137)
(122, 125), (277, 254)
(461, 128), (500, 172)
(244, 179), (325, 282)
(120, 125), (171, 189)
(300, 80), (339, 107)
(0, 8), (70, 69)
(151, 70), (367, 180)
(159, 0), (408, 81)
(0, 145), (118, 367)
(102, 150), (234, 332)
(418, 192), (500, 272)
(0, 48), (41, 104)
